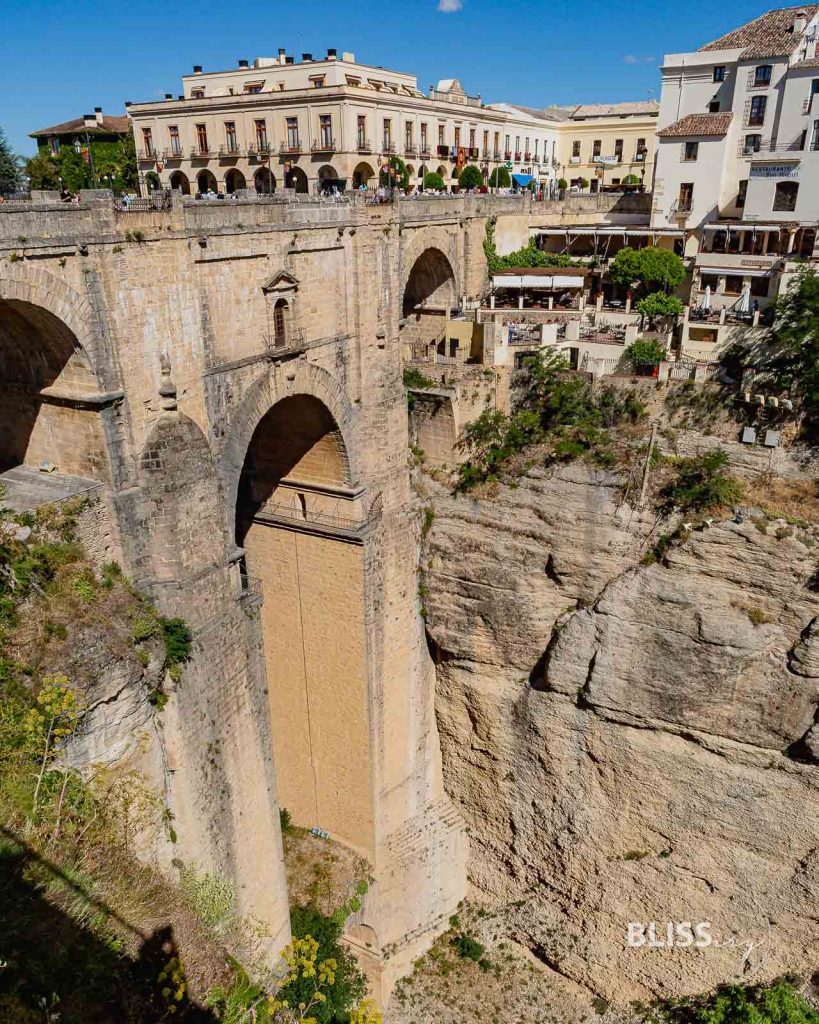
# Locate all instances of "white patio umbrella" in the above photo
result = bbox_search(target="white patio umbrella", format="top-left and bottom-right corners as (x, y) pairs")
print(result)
(702, 285), (712, 311)
(738, 286), (751, 314)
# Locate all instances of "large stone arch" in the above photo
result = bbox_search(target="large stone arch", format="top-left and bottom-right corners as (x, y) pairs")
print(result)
(0, 268), (113, 482)
(219, 361), (358, 544)
(0, 266), (104, 377)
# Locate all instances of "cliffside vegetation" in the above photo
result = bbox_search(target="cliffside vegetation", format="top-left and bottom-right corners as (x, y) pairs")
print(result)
(483, 220), (579, 274)
(0, 493), (379, 1024)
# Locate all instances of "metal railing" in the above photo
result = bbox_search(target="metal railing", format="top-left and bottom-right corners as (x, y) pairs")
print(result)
(279, 143), (302, 154)
(190, 147), (215, 158)
(219, 144), (242, 157)
(264, 326), (306, 353)
(404, 143), (417, 155)
(357, 138), (372, 152)
(747, 69), (772, 90)
(312, 138), (336, 152)
(116, 191), (173, 212)
(382, 142), (396, 154)
(429, 89), (482, 107)
(237, 573), (263, 606)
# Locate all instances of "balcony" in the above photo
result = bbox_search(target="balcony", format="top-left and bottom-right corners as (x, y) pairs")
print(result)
(636, 151), (647, 162)
(569, 155), (581, 164)
(382, 142), (396, 154)
(514, 151), (521, 161)
(437, 145), (450, 157)
(138, 149), (156, 162)
(219, 144), (242, 158)
(747, 69), (772, 90)
(404, 143), (417, 156)
(357, 138), (372, 152)
(190, 147), (214, 159)
(524, 151), (532, 161)
(167, 147), (184, 161)
(504, 150), (512, 160)
(738, 136), (806, 157)
(279, 142), (302, 155)
(419, 146), (431, 157)
(493, 150), (502, 160)
(429, 88), (482, 107)
(312, 138), (336, 152)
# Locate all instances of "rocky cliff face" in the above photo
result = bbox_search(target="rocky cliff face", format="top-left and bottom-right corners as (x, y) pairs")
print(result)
(423, 463), (819, 1003)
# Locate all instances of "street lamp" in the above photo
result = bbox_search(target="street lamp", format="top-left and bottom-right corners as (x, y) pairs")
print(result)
(81, 114), (99, 189)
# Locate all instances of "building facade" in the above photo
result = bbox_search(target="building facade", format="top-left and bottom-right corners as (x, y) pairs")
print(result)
(29, 108), (133, 193)
(652, 4), (819, 339)
(127, 51), (563, 195)
(553, 101), (660, 192)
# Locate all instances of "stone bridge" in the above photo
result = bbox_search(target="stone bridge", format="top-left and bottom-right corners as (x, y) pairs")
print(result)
(0, 191), (543, 995)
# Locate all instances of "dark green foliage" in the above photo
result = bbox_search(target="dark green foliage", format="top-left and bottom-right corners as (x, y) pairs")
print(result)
(25, 153), (61, 190)
(423, 171), (445, 191)
(609, 246), (686, 295)
(158, 618), (192, 667)
(622, 174), (640, 185)
(488, 166), (512, 188)
(625, 338), (668, 366)
(26, 133), (137, 194)
(757, 267), (819, 436)
(660, 980), (819, 1024)
(403, 365), (437, 390)
(458, 164), (483, 190)
(452, 933), (485, 962)
(557, 177), (568, 191)
(279, 807), (293, 835)
(285, 906), (367, 1023)
(483, 220), (575, 274)
(661, 450), (743, 513)
(0, 126), (22, 195)
(456, 349), (647, 489)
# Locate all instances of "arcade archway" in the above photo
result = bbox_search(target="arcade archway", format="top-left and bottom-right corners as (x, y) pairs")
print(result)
(197, 169), (218, 194)
(170, 171), (190, 194)
(285, 166), (309, 193)
(254, 167), (275, 194)
(352, 162), (375, 188)
(225, 168), (247, 194)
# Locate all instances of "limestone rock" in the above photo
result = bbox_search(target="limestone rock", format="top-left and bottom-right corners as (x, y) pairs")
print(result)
(424, 465), (819, 1002)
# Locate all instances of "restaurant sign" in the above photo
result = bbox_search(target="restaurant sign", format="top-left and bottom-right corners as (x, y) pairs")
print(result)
(749, 163), (800, 179)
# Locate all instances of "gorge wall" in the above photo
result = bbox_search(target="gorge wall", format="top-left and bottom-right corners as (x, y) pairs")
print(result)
(422, 462), (819, 1003)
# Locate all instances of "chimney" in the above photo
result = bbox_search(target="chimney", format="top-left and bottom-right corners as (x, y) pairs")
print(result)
(164, 92), (173, 99)
(83, 113), (96, 129)
(238, 58), (249, 68)
(794, 9), (808, 33)
(93, 106), (104, 125)
(327, 47), (337, 58)
(342, 52), (355, 63)
(302, 52), (312, 62)
(178, 95), (184, 100)
(193, 64), (203, 74)
(278, 47), (286, 64)
(285, 55), (295, 64)
(125, 101), (132, 108)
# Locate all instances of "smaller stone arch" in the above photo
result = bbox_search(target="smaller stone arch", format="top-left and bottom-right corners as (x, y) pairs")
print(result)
(436, 165), (447, 178)
(225, 168), (247, 194)
(145, 171), (161, 192)
(419, 164), (428, 179)
(286, 166), (308, 193)
(406, 164), (415, 178)
(170, 171), (190, 195)
(197, 169), (218, 195)
(353, 162), (375, 188)
(401, 241), (459, 316)
(254, 167), (275, 194)
(318, 164), (339, 180)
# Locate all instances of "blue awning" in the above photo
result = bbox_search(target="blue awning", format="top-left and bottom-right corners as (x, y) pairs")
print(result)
(512, 173), (533, 186)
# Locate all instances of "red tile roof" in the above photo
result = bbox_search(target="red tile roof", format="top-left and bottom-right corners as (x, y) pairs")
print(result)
(657, 112), (734, 137)
(30, 114), (131, 138)
(698, 5), (819, 59)
(792, 55), (819, 66)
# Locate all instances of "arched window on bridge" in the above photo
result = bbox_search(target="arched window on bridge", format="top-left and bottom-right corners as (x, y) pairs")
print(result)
(273, 298), (288, 348)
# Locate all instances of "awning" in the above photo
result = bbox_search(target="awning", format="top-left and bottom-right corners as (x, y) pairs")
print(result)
(702, 223), (783, 232)
(492, 273), (585, 289)
(512, 173), (533, 186)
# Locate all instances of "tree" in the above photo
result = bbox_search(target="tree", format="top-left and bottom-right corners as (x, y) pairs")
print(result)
(24, 152), (60, 191)
(458, 164), (483, 190)
(636, 292), (683, 329)
(423, 171), (445, 191)
(0, 127), (22, 195)
(622, 174), (640, 185)
(380, 154), (409, 191)
(609, 246), (685, 294)
(761, 266), (819, 431)
(557, 178), (568, 192)
(579, 177), (589, 190)
(625, 338), (668, 366)
(488, 166), (511, 188)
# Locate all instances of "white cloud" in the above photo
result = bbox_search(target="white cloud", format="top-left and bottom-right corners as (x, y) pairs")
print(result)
(438, 0), (463, 12)
(624, 54), (656, 64)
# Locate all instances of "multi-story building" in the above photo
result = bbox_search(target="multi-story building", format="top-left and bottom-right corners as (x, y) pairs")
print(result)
(651, 5), (819, 358)
(127, 50), (563, 196)
(551, 101), (660, 191)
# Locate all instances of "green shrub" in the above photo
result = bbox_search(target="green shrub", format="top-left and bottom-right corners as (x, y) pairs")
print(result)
(403, 365), (437, 390)
(452, 933), (485, 961)
(279, 806), (294, 835)
(660, 980), (819, 1024)
(636, 292), (683, 328)
(159, 617), (192, 666)
(178, 863), (236, 929)
(609, 246), (685, 294)
(557, 177), (568, 191)
(132, 611), (160, 643)
(661, 450), (743, 514)
(626, 338), (668, 366)
(488, 166), (512, 188)
(458, 164), (483, 190)
(423, 171), (445, 191)
(286, 905), (367, 1023)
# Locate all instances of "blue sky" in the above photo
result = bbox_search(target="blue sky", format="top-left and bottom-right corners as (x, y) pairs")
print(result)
(1, 0), (777, 155)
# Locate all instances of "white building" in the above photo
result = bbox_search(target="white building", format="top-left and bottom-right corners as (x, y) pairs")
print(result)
(127, 50), (562, 195)
(651, 5), (819, 356)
